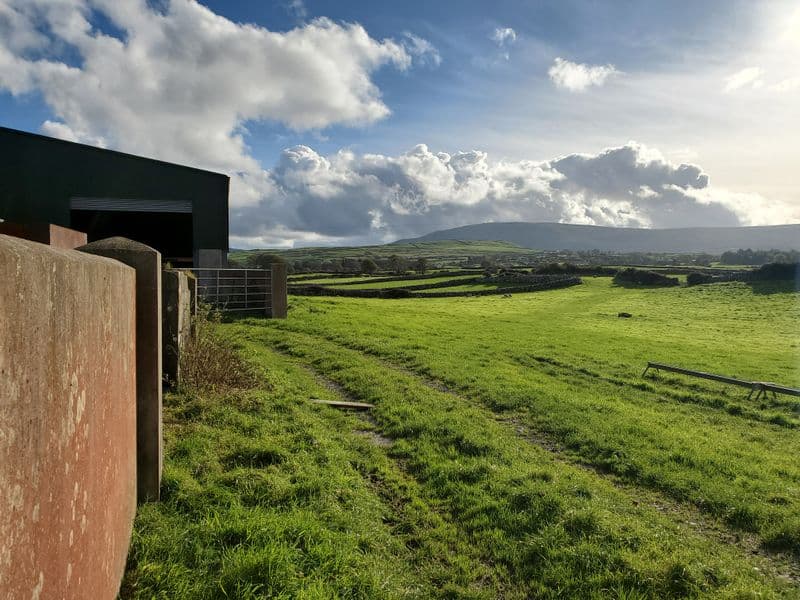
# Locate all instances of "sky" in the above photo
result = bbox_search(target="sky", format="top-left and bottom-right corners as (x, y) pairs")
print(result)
(0, 0), (798, 248)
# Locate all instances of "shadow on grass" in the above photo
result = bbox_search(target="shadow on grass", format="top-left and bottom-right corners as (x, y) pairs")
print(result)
(747, 280), (799, 295)
(611, 282), (680, 290)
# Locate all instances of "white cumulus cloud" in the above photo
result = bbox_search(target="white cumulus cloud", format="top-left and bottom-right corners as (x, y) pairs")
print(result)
(0, 0), (439, 208)
(230, 141), (794, 248)
(548, 57), (620, 92)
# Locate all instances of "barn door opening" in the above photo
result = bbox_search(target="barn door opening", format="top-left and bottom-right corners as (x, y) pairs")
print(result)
(70, 198), (194, 266)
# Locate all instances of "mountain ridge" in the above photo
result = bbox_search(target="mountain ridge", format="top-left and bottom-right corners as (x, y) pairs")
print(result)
(394, 222), (800, 253)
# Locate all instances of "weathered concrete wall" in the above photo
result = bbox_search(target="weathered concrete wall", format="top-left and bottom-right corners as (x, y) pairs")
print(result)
(0, 222), (87, 249)
(0, 234), (137, 600)
(162, 269), (192, 385)
(79, 237), (163, 502)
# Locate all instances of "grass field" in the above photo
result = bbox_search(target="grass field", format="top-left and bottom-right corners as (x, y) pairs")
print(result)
(124, 277), (800, 598)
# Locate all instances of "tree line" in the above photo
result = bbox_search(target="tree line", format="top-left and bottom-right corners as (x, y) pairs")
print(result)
(243, 253), (432, 275)
(719, 248), (800, 265)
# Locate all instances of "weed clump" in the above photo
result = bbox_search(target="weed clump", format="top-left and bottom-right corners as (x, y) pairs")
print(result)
(178, 304), (259, 392)
(763, 522), (800, 553)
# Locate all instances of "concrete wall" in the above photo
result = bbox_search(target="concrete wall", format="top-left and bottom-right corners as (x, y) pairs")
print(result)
(163, 269), (192, 385)
(79, 237), (163, 503)
(0, 235), (137, 600)
(0, 222), (87, 249)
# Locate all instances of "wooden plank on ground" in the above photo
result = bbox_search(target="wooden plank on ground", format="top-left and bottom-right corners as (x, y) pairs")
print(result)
(310, 398), (375, 410)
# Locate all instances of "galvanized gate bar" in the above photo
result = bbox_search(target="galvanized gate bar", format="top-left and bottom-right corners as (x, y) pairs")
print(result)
(642, 361), (800, 399)
(642, 362), (754, 388)
(756, 383), (800, 398)
(187, 268), (271, 312)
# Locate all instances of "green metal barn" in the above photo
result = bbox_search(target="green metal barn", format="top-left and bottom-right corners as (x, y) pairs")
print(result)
(0, 126), (229, 267)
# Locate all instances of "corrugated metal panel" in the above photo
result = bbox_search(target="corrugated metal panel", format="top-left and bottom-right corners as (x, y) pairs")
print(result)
(70, 197), (193, 213)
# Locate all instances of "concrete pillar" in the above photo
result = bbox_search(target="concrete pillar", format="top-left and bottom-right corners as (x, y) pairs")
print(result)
(162, 269), (191, 386)
(79, 237), (163, 502)
(0, 221), (87, 249)
(0, 235), (137, 600)
(270, 262), (288, 319)
(187, 272), (198, 317)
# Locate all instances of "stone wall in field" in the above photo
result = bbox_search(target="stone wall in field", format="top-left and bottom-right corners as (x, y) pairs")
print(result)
(0, 234), (137, 600)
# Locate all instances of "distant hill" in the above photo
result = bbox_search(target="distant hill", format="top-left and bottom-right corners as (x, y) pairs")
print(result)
(395, 223), (800, 253)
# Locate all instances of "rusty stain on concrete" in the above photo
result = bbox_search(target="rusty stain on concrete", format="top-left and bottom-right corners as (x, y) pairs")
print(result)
(0, 234), (137, 600)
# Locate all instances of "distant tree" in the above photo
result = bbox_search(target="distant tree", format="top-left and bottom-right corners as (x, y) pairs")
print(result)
(388, 254), (406, 275)
(414, 257), (429, 274)
(693, 253), (715, 267)
(360, 258), (378, 274)
(342, 258), (360, 273)
(247, 253), (290, 272)
(687, 272), (715, 286)
(296, 259), (316, 273)
(750, 262), (799, 281)
(613, 268), (679, 287)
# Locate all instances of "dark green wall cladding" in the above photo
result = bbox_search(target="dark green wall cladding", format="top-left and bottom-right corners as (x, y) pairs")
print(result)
(0, 126), (229, 255)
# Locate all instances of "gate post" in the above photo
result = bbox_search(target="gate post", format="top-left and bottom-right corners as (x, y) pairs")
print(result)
(162, 269), (191, 387)
(79, 237), (163, 502)
(270, 262), (288, 318)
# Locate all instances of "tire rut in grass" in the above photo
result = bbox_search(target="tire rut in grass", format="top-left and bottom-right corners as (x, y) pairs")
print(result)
(377, 354), (800, 584)
(512, 354), (800, 429)
(401, 356), (800, 580)
(299, 361), (394, 448)
(272, 331), (800, 583)
(498, 416), (800, 585)
(252, 329), (800, 595)
(274, 352), (505, 597)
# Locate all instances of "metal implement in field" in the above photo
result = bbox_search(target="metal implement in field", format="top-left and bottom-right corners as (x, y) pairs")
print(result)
(642, 361), (800, 400)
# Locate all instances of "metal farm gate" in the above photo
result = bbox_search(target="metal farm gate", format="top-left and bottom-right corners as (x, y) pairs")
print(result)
(189, 265), (287, 317)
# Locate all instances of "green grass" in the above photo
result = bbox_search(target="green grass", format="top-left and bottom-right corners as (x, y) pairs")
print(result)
(238, 278), (800, 552)
(122, 350), (498, 599)
(225, 329), (796, 596)
(125, 277), (800, 597)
